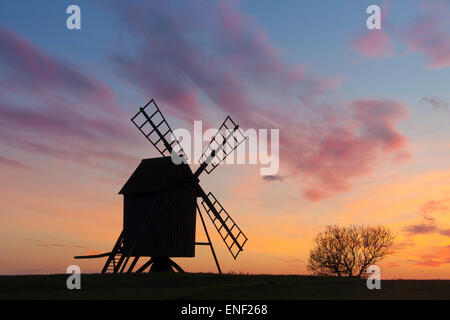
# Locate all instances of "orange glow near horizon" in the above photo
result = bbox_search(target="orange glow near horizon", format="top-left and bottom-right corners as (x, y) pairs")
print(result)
(2, 152), (450, 279)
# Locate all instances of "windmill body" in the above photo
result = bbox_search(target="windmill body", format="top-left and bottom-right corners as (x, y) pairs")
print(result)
(120, 157), (197, 258)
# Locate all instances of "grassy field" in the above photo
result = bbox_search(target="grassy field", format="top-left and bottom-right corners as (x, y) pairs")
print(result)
(0, 273), (449, 299)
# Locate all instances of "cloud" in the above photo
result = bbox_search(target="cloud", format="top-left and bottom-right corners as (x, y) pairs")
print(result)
(403, 198), (450, 236)
(391, 239), (415, 252)
(410, 245), (450, 267)
(0, 100), (132, 146)
(24, 237), (89, 250)
(438, 229), (450, 236)
(422, 96), (449, 111)
(403, 1), (450, 69)
(109, 0), (409, 201)
(379, 262), (400, 268)
(262, 175), (284, 182)
(352, 30), (394, 59)
(403, 224), (438, 235)
(290, 99), (408, 201)
(420, 199), (449, 219)
(0, 155), (34, 171)
(0, 136), (137, 174)
(413, 258), (450, 267)
(277, 256), (304, 268)
(0, 27), (116, 112)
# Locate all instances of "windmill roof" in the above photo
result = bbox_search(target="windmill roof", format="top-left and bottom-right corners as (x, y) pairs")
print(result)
(119, 157), (194, 195)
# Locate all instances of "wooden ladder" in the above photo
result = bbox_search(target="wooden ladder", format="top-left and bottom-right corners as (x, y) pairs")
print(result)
(101, 231), (125, 274)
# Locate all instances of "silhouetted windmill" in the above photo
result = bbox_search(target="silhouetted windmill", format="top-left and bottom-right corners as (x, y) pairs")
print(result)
(75, 99), (248, 273)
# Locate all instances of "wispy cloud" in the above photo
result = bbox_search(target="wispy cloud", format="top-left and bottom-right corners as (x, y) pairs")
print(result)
(0, 28), (138, 173)
(0, 155), (34, 171)
(0, 28), (116, 111)
(408, 245), (450, 267)
(403, 198), (450, 236)
(24, 237), (89, 250)
(262, 175), (284, 182)
(403, 223), (439, 235)
(391, 239), (415, 252)
(277, 256), (304, 269)
(422, 96), (449, 112)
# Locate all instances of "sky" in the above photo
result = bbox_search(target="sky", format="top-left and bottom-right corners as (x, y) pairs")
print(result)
(0, 0), (449, 279)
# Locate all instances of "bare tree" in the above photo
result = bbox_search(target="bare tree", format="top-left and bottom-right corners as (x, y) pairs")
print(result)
(307, 225), (395, 278)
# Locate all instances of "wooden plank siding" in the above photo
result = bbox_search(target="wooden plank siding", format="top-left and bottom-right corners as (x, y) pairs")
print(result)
(120, 157), (197, 257)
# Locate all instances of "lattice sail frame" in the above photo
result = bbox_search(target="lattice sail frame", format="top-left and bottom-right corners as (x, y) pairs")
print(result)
(131, 99), (188, 163)
(199, 116), (246, 174)
(201, 192), (248, 259)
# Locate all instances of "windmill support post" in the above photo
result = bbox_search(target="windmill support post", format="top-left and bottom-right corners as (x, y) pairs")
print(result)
(136, 258), (153, 273)
(196, 205), (222, 274)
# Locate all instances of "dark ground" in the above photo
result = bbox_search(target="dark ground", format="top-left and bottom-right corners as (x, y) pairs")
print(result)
(0, 273), (449, 299)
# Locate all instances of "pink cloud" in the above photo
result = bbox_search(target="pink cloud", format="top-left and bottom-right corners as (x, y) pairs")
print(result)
(405, 20), (450, 69)
(403, 198), (450, 237)
(352, 30), (394, 59)
(414, 258), (450, 267)
(279, 99), (408, 201)
(411, 246), (450, 267)
(0, 100), (131, 143)
(0, 28), (117, 113)
(0, 155), (34, 171)
(403, 1), (450, 69)
(107, 1), (409, 201)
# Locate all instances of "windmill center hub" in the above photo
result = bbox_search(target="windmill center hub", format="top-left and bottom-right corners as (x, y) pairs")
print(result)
(172, 120), (280, 176)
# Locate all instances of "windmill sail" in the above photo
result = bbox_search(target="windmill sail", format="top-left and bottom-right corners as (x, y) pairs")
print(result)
(200, 192), (247, 259)
(131, 99), (187, 163)
(198, 116), (246, 174)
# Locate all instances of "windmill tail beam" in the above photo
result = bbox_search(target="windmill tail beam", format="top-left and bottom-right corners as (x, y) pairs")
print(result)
(74, 252), (112, 259)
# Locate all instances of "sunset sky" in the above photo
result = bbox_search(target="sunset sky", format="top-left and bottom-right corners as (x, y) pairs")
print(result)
(0, 0), (449, 279)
